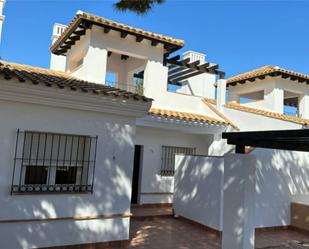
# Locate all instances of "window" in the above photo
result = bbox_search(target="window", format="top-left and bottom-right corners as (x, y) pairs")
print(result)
(284, 91), (300, 117)
(161, 146), (196, 176)
(11, 130), (98, 194)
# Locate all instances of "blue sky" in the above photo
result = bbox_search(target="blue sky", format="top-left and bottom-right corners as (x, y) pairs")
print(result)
(1, 0), (309, 78)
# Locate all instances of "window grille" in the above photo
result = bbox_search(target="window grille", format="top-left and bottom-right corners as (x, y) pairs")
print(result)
(161, 146), (196, 176)
(11, 130), (98, 194)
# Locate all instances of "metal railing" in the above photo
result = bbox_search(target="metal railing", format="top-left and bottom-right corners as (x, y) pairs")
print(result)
(105, 80), (144, 95)
(11, 130), (98, 194)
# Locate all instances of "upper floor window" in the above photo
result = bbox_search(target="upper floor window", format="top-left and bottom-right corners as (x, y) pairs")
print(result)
(11, 130), (98, 194)
(161, 145), (196, 176)
(284, 91), (300, 117)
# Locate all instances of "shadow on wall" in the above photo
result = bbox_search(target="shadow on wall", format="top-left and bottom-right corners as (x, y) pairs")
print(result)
(254, 148), (309, 228)
(173, 155), (224, 231)
(1, 122), (135, 249)
(174, 149), (309, 231)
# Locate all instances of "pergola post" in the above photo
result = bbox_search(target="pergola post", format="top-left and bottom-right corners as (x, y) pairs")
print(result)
(222, 154), (256, 249)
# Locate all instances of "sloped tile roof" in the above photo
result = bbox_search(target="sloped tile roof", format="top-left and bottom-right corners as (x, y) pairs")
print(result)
(202, 98), (309, 125)
(148, 108), (228, 126)
(227, 66), (309, 86)
(51, 11), (184, 55)
(202, 99), (239, 130)
(225, 102), (309, 125)
(0, 61), (152, 102)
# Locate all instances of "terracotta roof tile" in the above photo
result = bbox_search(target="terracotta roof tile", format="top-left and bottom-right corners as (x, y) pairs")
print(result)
(202, 98), (309, 125)
(148, 108), (228, 126)
(51, 11), (184, 55)
(0, 61), (152, 102)
(227, 66), (309, 86)
(225, 102), (309, 125)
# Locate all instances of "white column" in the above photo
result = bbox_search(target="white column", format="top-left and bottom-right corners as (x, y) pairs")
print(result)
(81, 46), (108, 84)
(299, 95), (309, 119)
(143, 60), (168, 100)
(270, 88), (284, 113)
(222, 154), (256, 249)
(216, 79), (227, 111)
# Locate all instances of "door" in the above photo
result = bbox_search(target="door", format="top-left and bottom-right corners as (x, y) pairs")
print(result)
(131, 145), (142, 204)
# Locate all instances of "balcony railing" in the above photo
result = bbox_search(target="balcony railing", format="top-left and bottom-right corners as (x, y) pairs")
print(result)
(105, 80), (144, 95)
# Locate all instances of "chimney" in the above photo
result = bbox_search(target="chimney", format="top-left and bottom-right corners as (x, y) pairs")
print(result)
(177, 51), (216, 99)
(183, 50), (206, 63)
(0, 0), (6, 45)
(50, 23), (67, 71)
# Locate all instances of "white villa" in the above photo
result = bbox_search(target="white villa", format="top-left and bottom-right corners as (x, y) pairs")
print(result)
(0, 3), (309, 249)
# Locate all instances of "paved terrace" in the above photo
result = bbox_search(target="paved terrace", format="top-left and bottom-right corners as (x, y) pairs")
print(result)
(122, 207), (309, 249)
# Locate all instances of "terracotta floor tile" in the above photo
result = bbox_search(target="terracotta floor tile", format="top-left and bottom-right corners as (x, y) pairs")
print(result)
(115, 217), (309, 249)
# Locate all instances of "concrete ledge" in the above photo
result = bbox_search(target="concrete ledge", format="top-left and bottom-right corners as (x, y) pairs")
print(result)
(133, 203), (172, 208)
(289, 225), (309, 236)
(178, 216), (221, 237)
(178, 217), (297, 237)
(255, 226), (291, 233)
(0, 212), (132, 223)
(291, 202), (309, 232)
(39, 240), (130, 249)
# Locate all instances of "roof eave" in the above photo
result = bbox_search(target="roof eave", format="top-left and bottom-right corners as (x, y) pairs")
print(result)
(227, 69), (309, 87)
(50, 15), (184, 56)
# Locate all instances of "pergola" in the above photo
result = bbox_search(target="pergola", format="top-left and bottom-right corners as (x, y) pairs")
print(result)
(134, 54), (226, 86)
(223, 129), (309, 153)
(220, 129), (309, 249)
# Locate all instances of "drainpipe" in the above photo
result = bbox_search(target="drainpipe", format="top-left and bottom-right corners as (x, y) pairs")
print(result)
(216, 78), (227, 111)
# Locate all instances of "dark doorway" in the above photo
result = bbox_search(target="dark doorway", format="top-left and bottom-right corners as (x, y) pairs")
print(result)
(131, 145), (142, 204)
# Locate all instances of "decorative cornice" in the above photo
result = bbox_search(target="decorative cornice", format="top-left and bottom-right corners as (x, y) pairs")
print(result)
(137, 115), (227, 135)
(0, 81), (151, 118)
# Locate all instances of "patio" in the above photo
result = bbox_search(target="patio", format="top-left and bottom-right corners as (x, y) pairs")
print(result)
(122, 216), (309, 249)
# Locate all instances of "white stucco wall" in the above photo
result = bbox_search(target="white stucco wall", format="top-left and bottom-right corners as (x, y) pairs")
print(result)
(222, 154), (256, 249)
(221, 106), (309, 227)
(174, 155), (224, 230)
(222, 105), (302, 131)
(228, 78), (285, 113)
(253, 148), (309, 228)
(228, 77), (309, 117)
(0, 80), (146, 249)
(135, 126), (213, 204)
(66, 26), (164, 85)
(291, 194), (309, 205)
(176, 73), (216, 99)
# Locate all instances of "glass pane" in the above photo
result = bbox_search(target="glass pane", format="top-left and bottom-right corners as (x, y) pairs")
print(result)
(25, 166), (48, 185)
(55, 167), (77, 184)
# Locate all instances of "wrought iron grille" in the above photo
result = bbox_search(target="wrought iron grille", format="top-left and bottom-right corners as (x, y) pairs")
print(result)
(161, 146), (196, 176)
(11, 130), (98, 194)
